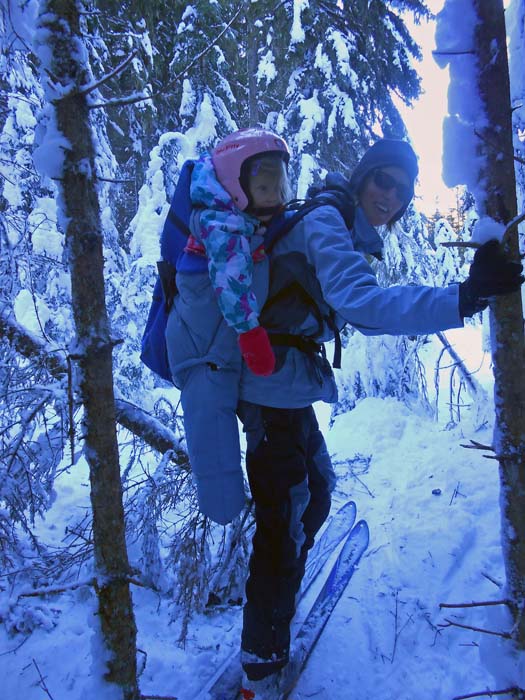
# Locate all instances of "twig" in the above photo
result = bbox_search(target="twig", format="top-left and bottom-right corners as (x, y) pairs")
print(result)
(453, 687), (524, 700)
(460, 440), (494, 452)
(141, 694), (178, 699)
(389, 591), (412, 664)
(18, 575), (153, 599)
(439, 618), (511, 638)
(432, 49), (476, 56)
(89, 6), (242, 109)
(32, 659), (55, 700)
(0, 635), (30, 656)
(482, 571), (504, 589)
(79, 50), (139, 96)
(474, 129), (525, 167)
(449, 481), (465, 505)
(441, 241), (481, 249)
(440, 600), (509, 609)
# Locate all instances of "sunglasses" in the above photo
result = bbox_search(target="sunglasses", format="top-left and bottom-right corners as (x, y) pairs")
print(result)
(372, 169), (412, 203)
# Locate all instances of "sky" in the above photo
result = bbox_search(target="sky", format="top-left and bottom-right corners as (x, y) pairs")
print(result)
(397, 0), (458, 217)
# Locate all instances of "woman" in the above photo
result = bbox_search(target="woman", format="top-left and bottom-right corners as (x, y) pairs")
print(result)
(236, 138), (523, 696)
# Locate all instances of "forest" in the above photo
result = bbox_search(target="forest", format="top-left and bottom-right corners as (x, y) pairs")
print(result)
(1, 1), (525, 699)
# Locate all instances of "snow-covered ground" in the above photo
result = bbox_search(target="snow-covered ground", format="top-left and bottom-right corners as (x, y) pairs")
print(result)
(0, 326), (515, 700)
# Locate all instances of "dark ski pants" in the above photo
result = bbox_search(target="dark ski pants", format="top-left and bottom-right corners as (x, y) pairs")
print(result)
(237, 401), (335, 680)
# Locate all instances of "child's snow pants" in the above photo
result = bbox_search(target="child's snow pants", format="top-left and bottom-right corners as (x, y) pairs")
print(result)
(165, 259), (269, 525)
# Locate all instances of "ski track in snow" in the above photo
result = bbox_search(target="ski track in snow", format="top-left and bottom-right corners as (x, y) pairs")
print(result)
(0, 395), (506, 700)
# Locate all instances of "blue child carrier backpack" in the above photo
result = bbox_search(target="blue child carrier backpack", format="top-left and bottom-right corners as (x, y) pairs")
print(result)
(140, 160), (207, 381)
(140, 166), (356, 381)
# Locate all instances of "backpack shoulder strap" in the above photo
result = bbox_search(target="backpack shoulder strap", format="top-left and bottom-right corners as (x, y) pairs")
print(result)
(160, 159), (196, 260)
(265, 180), (355, 256)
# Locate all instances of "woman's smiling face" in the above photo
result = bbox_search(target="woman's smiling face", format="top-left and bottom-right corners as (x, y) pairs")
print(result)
(359, 165), (412, 227)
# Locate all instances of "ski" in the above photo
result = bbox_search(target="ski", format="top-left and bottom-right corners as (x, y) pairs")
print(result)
(278, 519), (370, 699)
(195, 501), (362, 700)
(301, 499), (356, 593)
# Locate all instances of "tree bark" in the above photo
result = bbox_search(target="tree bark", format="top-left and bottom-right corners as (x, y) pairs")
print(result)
(37, 2), (139, 696)
(473, 0), (525, 646)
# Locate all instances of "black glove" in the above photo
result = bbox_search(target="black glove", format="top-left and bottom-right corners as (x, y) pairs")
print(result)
(459, 239), (524, 318)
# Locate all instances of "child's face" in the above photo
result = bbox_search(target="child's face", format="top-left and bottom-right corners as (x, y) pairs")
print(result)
(248, 169), (282, 220)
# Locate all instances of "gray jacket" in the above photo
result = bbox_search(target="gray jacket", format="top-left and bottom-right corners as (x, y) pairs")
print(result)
(239, 204), (463, 408)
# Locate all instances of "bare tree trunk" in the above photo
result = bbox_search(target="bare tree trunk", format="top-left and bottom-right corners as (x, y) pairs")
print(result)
(473, 0), (525, 646)
(37, 2), (139, 696)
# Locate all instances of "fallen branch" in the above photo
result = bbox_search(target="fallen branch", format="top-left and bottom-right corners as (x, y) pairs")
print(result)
(0, 310), (185, 459)
(460, 439), (494, 452)
(440, 600), (509, 609)
(32, 659), (55, 700)
(141, 695), (178, 700)
(439, 618), (511, 638)
(453, 687), (524, 700)
(18, 576), (158, 600)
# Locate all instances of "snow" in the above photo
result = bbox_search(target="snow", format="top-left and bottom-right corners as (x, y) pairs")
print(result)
(3, 1), (525, 699)
(13, 288), (51, 336)
(1, 323), (518, 700)
(295, 91), (325, 152)
(257, 50), (277, 85)
(290, 0), (308, 45)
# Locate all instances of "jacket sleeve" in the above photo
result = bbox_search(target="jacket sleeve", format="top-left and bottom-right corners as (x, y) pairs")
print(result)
(199, 208), (260, 334)
(304, 205), (463, 336)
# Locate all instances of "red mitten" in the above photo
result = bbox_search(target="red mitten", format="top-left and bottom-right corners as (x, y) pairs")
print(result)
(238, 326), (276, 376)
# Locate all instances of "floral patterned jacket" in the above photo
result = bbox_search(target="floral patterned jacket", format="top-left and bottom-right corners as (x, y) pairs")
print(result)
(190, 155), (265, 334)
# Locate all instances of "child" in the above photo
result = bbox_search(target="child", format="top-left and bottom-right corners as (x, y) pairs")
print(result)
(165, 128), (292, 525)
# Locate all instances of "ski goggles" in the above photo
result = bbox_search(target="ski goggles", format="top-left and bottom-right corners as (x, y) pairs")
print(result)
(372, 169), (413, 203)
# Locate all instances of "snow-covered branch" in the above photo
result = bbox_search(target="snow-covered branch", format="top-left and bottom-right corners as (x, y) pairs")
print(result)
(0, 310), (185, 460)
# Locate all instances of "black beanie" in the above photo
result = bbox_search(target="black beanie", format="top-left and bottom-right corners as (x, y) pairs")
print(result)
(349, 139), (419, 223)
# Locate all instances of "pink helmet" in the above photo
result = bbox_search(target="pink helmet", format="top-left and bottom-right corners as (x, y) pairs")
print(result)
(212, 128), (290, 211)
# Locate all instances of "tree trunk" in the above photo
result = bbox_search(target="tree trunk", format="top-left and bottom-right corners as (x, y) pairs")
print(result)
(473, 0), (525, 647)
(37, 2), (139, 696)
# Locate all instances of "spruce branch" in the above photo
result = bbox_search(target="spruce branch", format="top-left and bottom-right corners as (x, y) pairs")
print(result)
(440, 212), (525, 250)
(88, 5), (242, 109)
(18, 576), (157, 600)
(78, 50), (139, 96)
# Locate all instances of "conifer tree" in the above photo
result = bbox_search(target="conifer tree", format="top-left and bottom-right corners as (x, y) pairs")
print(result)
(438, 0), (525, 664)
(33, 2), (139, 696)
